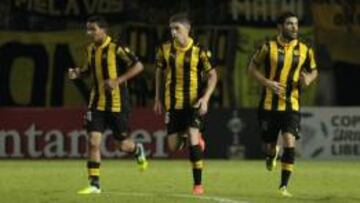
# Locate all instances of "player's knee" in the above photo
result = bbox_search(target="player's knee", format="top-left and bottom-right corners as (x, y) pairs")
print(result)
(167, 134), (181, 152)
(88, 140), (100, 151)
(117, 138), (136, 153)
(282, 133), (295, 147)
(167, 143), (178, 152)
(88, 132), (102, 149)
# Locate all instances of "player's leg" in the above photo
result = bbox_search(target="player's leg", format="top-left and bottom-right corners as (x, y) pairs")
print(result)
(116, 137), (148, 171)
(166, 110), (187, 152)
(278, 112), (300, 197)
(167, 133), (184, 152)
(278, 132), (295, 197)
(263, 142), (280, 171)
(194, 110), (205, 151)
(188, 108), (205, 195)
(78, 111), (104, 194)
(109, 112), (148, 171)
(167, 132), (201, 152)
(259, 111), (281, 171)
(188, 127), (204, 195)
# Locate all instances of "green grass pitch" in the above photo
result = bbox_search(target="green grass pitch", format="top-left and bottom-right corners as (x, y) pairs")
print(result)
(0, 160), (359, 203)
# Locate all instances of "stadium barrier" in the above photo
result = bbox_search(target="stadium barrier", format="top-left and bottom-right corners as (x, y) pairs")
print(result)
(0, 108), (261, 159)
(299, 107), (360, 159)
(1, 107), (359, 159)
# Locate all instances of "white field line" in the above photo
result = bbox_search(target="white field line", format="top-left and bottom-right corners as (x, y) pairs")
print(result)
(104, 191), (249, 203)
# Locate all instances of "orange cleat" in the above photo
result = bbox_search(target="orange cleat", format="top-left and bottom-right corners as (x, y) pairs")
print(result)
(192, 185), (204, 195)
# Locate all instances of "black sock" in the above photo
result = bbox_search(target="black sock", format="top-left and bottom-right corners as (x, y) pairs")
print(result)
(87, 161), (100, 189)
(280, 147), (295, 188)
(189, 145), (203, 186)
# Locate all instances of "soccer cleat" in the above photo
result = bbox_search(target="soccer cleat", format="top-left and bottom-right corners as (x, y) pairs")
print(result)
(77, 186), (101, 194)
(279, 186), (293, 197)
(135, 143), (148, 171)
(199, 133), (206, 152)
(266, 146), (280, 171)
(192, 185), (204, 195)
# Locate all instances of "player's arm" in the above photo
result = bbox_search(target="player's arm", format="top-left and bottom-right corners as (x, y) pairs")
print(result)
(105, 46), (144, 89)
(301, 48), (318, 86)
(116, 62), (144, 85)
(153, 46), (166, 115)
(195, 49), (218, 116)
(247, 43), (285, 96)
(69, 47), (91, 80)
(68, 66), (90, 80)
(301, 69), (318, 86)
(201, 69), (217, 104)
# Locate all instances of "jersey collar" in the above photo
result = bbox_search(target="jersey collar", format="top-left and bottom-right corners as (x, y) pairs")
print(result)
(277, 35), (298, 48)
(93, 36), (111, 49)
(174, 37), (193, 51)
(100, 36), (111, 48)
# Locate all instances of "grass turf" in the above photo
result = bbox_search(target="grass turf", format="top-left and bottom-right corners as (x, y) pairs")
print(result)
(0, 160), (359, 203)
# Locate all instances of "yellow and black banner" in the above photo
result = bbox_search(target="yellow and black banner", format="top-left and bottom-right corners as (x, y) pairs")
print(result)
(0, 24), (319, 108)
(311, 0), (360, 64)
(0, 30), (91, 106)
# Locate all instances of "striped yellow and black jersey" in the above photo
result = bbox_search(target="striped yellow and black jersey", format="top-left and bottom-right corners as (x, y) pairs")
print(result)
(253, 36), (317, 112)
(83, 36), (139, 112)
(155, 38), (214, 111)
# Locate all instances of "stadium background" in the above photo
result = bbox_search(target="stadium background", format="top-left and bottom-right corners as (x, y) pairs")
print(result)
(0, 0), (359, 160)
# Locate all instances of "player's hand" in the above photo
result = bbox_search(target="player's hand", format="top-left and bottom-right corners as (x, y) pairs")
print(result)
(153, 99), (163, 115)
(68, 67), (80, 80)
(300, 71), (311, 86)
(266, 80), (285, 97)
(194, 97), (209, 116)
(104, 79), (120, 90)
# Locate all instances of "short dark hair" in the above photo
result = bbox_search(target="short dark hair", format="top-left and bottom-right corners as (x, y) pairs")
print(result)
(87, 15), (108, 29)
(169, 13), (191, 25)
(276, 11), (297, 25)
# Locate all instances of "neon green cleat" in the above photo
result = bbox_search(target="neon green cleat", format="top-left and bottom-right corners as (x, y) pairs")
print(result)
(77, 186), (101, 194)
(266, 146), (280, 171)
(135, 143), (148, 171)
(279, 186), (293, 197)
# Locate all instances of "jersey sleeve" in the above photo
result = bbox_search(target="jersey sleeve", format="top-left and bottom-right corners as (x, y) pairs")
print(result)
(199, 48), (213, 72)
(252, 43), (269, 66)
(307, 47), (317, 71)
(116, 45), (139, 68)
(155, 46), (166, 70)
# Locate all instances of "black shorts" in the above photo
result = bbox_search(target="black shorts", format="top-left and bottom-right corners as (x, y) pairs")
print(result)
(165, 108), (204, 135)
(258, 110), (300, 143)
(84, 110), (129, 141)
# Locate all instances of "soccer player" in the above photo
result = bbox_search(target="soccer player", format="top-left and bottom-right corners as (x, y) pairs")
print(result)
(248, 11), (318, 197)
(69, 16), (148, 194)
(153, 13), (218, 195)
